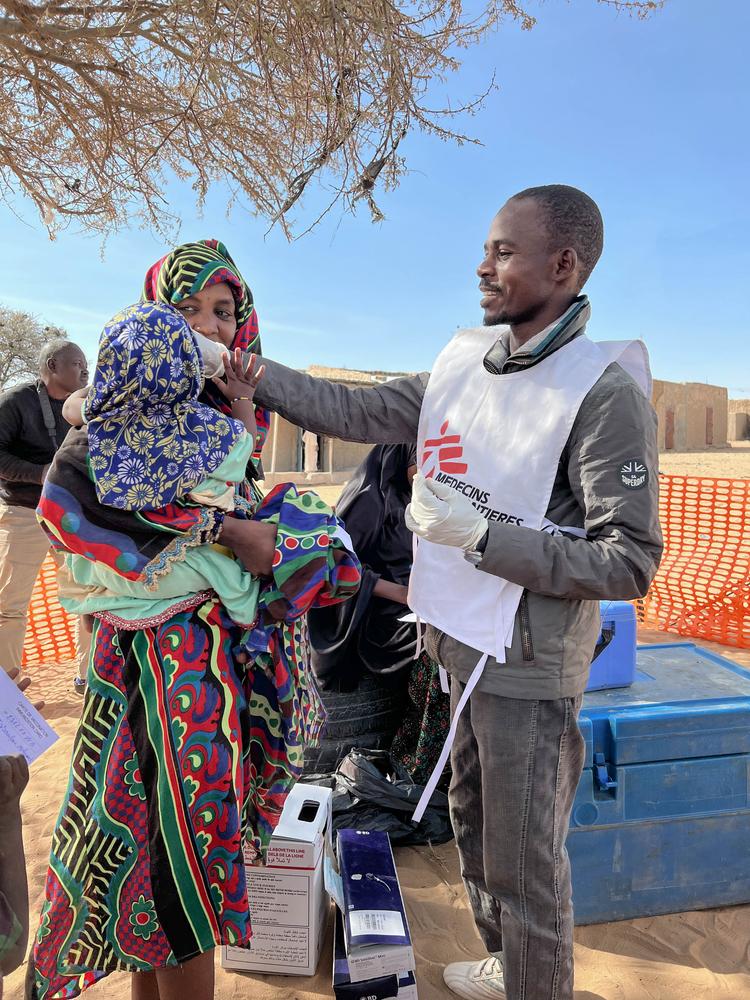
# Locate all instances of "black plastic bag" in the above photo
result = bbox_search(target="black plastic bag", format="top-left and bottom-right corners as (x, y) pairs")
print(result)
(303, 748), (453, 846)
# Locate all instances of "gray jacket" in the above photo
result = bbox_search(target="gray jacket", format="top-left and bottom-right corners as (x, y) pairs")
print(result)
(254, 298), (662, 699)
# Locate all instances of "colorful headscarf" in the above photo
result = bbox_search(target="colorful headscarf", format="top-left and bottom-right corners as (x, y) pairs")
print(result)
(142, 239), (270, 462)
(86, 301), (246, 511)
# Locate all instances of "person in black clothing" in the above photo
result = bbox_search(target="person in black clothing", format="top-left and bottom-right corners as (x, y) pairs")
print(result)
(304, 443), (451, 782)
(0, 339), (88, 678)
(308, 444), (418, 692)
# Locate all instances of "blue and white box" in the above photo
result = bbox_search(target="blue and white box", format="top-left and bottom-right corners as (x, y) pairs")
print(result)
(333, 907), (417, 1000)
(585, 600), (637, 692)
(338, 829), (415, 983)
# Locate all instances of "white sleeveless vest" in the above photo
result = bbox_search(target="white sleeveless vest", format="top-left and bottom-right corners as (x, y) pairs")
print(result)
(408, 329), (650, 660)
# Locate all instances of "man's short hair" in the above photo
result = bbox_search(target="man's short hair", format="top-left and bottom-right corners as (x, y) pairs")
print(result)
(510, 184), (604, 289)
(38, 338), (72, 376)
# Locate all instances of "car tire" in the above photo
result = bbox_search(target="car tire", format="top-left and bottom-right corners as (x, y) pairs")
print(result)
(303, 672), (406, 775)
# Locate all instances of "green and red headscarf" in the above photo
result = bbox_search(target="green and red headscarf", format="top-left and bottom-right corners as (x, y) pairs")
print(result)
(143, 239), (270, 465)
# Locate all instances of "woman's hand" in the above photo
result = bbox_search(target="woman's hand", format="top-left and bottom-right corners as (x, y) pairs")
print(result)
(219, 517), (277, 577)
(211, 350), (265, 403)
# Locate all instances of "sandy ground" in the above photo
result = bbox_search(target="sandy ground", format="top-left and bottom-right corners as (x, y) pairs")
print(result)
(658, 441), (750, 479)
(6, 449), (750, 1000)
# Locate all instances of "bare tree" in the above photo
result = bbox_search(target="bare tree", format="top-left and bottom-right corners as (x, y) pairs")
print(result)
(0, 0), (662, 238)
(0, 306), (67, 387)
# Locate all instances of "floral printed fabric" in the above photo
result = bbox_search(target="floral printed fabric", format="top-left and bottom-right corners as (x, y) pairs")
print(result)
(391, 651), (452, 787)
(86, 301), (246, 511)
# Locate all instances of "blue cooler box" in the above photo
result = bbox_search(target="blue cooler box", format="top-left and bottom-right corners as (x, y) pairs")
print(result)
(585, 601), (637, 692)
(568, 642), (750, 924)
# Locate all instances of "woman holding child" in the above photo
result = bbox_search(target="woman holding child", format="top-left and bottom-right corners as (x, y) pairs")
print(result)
(27, 242), (360, 1000)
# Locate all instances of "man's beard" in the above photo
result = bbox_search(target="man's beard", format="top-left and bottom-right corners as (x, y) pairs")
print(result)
(483, 312), (506, 327)
(483, 299), (545, 328)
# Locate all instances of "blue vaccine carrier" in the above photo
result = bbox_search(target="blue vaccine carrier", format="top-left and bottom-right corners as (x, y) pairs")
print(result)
(569, 642), (750, 923)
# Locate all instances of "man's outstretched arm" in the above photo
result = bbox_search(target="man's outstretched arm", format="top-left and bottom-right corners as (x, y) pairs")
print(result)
(252, 358), (428, 444)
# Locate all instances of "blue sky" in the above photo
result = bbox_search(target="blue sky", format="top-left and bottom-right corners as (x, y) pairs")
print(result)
(2, 0), (749, 393)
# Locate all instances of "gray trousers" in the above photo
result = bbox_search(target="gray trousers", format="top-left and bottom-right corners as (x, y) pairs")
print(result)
(449, 679), (585, 1000)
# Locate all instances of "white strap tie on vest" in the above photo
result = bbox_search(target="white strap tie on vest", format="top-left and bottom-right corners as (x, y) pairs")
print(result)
(412, 653), (488, 824)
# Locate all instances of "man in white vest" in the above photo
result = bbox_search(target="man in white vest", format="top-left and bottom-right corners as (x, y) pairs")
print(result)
(251, 184), (662, 1000)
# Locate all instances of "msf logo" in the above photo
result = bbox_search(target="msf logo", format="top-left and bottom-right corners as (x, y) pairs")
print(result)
(422, 420), (468, 479)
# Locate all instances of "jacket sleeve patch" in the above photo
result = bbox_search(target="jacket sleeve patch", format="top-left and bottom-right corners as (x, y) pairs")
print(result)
(619, 459), (649, 490)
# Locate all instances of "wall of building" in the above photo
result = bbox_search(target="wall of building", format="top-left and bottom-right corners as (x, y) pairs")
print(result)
(728, 399), (750, 441)
(652, 380), (728, 451)
(261, 410), (372, 487)
(261, 372), (732, 477)
(263, 413), (297, 474)
(332, 438), (371, 472)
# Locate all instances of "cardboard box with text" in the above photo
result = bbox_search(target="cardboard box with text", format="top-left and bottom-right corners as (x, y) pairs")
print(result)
(221, 783), (332, 976)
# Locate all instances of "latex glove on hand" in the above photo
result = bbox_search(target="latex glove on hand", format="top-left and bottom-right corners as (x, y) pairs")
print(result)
(192, 328), (226, 378)
(405, 472), (488, 551)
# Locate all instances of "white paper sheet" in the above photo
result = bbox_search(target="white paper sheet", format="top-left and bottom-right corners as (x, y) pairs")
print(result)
(0, 669), (58, 763)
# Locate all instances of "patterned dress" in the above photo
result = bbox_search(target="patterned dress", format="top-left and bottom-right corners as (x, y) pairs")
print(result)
(31, 605), (323, 998)
(391, 650), (452, 786)
(29, 467), (359, 998)
(29, 237), (360, 998)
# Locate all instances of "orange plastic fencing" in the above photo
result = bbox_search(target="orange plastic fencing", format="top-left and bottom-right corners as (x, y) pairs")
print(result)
(22, 553), (77, 666)
(637, 475), (750, 648)
(19, 475), (750, 664)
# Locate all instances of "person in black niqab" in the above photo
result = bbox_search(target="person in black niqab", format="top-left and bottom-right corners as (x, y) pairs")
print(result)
(305, 444), (450, 783)
(308, 443), (417, 692)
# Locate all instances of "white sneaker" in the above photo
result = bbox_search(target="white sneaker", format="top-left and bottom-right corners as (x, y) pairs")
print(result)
(443, 956), (506, 1000)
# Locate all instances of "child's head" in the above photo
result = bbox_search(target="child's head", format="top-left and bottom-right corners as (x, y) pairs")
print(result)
(85, 301), (245, 511)
(88, 301), (205, 420)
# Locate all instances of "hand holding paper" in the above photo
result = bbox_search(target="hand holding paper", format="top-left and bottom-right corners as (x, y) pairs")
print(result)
(7, 666), (44, 713)
(0, 668), (58, 764)
(405, 473), (488, 552)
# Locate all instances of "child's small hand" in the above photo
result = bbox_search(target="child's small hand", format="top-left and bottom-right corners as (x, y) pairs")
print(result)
(212, 349), (266, 403)
(0, 753), (29, 807)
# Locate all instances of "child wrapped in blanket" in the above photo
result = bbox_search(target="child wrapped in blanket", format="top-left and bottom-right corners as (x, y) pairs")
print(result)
(49, 299), (357, 638)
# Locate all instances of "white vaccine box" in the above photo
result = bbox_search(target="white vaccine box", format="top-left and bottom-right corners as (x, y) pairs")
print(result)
(333, 905), (417, 1000)
(221, 783), (332, 976)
